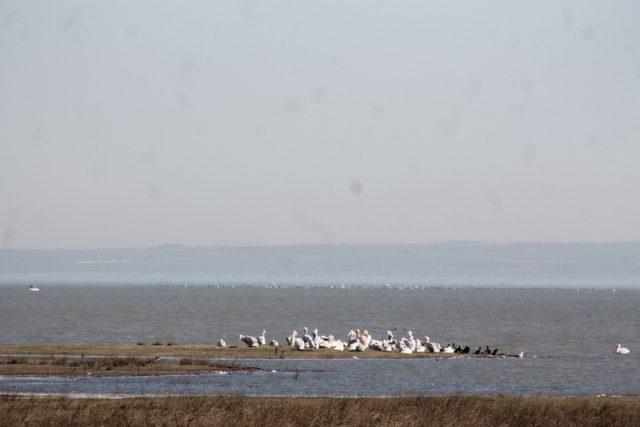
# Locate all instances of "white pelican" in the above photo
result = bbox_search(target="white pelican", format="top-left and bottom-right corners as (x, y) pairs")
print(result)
(360, 330), (372, 348)
(386, 331), (394, 342)
(401, 331), (417, 352)
(257, 329), (266, 346)
(294, 337), (306, 351)
(616, 344), (631, 354)
(399, 341), (413, 354)
(239, 334), (259, 347)
(332, 339), (345, 351)
(286, 330), (297, 347)
(442, 345), (455, 354)
(318, 335), (334, 349)
(382, 340), (395, 352)
(423, 337), (441, 353)
(303, 327), (317, 349)
(269, 339), (279, 347)
(347, 330), (358, 345)
(312, 329), (323, 349)
(369, 339), (385, 351)
(217, 338), (226, 347)
(348, 340), (360, 351)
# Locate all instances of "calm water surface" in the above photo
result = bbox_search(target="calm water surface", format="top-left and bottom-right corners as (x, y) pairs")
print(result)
(1, 286), (639, 396)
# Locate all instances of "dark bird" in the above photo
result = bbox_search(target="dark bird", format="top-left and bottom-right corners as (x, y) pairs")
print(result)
(474, 347), (481, 355)
(462, 346), (471, 354)
(492, 348), (498, 355)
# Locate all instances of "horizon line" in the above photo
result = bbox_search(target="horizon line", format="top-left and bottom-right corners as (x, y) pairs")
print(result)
(3, 240), (640, 251)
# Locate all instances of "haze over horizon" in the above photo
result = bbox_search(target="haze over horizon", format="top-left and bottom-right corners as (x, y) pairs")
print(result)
(5, 240), (640, 252)
(2, 1), (640, 249)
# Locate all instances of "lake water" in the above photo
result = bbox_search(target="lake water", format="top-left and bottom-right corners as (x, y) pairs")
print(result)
(1, 285), (639, 397)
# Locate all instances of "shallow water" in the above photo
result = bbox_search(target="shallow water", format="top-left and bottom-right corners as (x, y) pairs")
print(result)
(1, 355), (638, 397)
(0, 285), (639, 396)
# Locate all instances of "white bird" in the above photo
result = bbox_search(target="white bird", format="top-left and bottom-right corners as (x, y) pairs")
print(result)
(239, 334), (259, 347)
(360, 330), (372, 348)
(399, 341), (413, 354)
(382, 340), (396, 352)
(319, 335), (334, 349)
(347, 330), (358, 345)
(217, 338), (226, 347)
(423, 337), (441, 353)
(616, 344), (630, 355)
(286, 330), (298, 347)
(294, 337), (306, 351)
(303, 327), (317, 349)
(442, 345), (455, 354)
(257, 329), (267, 346)
(348, 340), (361, 351)
(332, 339), (345, 351)
(386, 330), (395, 342)
(269, 339), (279, 347)
(369, 339), (385, 351)
(401, 331), (417, 352)
(312, 329), (323, 349)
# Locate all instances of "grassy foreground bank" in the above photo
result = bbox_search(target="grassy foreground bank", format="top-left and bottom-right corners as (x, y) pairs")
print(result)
(0, 344), (510, 359)
(1, 395), (638, 426)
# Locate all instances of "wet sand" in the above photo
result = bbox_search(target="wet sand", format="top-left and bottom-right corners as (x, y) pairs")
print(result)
(0, 344), (513, 360)
(0, 356), (260, 377)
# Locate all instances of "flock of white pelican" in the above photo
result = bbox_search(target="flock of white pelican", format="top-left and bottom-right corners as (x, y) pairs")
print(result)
(217, 328), (527, 357)
(217, 330), (632, 356)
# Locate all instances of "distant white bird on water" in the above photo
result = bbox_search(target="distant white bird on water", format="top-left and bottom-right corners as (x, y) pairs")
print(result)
(217, 338), (226, 347)
(616, 344), (630, 355)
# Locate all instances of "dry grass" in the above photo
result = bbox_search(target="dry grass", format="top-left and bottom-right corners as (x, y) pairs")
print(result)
(0, 344), (503, 360)
(0, 357), (258, 377)
(0, 395), (638, 426)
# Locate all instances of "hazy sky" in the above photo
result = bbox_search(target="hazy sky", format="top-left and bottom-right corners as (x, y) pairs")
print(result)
(1, 1), (639, 248)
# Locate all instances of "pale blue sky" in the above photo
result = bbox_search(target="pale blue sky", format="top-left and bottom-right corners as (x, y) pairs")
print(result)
(1, 1), (639, 248)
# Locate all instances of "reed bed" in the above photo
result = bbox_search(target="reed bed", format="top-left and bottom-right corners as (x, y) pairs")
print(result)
(1, 395), (638, 426)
